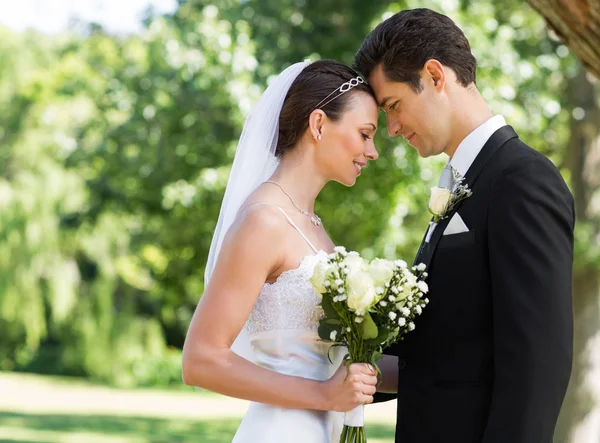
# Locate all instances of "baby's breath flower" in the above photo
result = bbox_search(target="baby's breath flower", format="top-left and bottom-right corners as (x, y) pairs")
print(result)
(395, 260), (407, 269)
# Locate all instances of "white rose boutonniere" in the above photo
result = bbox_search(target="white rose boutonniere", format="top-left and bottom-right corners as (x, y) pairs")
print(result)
(428, 187), (452, 221)
(428, 172), (472, 222)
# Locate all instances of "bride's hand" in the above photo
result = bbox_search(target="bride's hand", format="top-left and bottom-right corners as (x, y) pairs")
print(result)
(321, 362), (378, 412)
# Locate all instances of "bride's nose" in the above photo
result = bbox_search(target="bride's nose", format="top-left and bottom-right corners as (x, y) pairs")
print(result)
(365, 144), (379, 161)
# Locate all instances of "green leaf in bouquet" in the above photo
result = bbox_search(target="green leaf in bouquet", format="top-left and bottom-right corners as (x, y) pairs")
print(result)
(365, 325), (392, 346)
(318, 318), (342, 342)
(320, 293), (340, 320)
(362, 312), (379, 340)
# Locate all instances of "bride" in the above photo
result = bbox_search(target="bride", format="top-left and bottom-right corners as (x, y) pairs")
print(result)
(182, 59), (380, 442)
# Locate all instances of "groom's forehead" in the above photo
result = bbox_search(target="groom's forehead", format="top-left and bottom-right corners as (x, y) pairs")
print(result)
(368, 68), (403, 109)
(367, 66), (390, 103)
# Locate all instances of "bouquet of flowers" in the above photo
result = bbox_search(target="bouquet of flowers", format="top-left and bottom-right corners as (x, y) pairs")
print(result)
(310, 247), (429, 443)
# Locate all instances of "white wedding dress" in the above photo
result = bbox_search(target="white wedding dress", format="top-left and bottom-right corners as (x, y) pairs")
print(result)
(232, 204), (345, 443)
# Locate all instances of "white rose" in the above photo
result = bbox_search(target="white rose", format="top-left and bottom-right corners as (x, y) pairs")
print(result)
(310, 261), (331, 296)
(343, 254), (366, 274)
(428, 186), (452, 216)
(346, 271), (377, 312)
(369, 258), (395, 289)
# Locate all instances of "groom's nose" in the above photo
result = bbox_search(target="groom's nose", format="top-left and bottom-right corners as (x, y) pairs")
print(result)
(387, 119), (401, 137)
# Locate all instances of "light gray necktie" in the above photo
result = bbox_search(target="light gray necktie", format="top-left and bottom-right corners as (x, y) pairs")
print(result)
(438, 163), (454, 190)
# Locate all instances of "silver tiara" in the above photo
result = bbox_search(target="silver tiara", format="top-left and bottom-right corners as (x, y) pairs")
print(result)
(313, 76), (365, 111)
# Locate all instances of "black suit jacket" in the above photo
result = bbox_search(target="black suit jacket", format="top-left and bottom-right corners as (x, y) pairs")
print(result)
(376, 126), (575, 443)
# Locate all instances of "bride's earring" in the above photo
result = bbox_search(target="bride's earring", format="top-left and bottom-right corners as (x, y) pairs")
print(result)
(317, 134), (322, 141)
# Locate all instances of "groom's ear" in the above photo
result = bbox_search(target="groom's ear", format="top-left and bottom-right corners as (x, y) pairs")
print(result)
(308, 109), (327, 141)
(423, 59), (445, 91)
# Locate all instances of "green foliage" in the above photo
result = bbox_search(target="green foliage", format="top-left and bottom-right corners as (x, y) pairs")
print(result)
(0, 0), (594, 385)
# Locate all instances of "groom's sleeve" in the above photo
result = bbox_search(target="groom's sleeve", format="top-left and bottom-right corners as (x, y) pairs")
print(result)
(372, 347), (399, 403)
(483, 155), (574, 443)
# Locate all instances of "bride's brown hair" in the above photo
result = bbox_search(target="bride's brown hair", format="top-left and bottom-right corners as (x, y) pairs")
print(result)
(275, 60), (375, 158)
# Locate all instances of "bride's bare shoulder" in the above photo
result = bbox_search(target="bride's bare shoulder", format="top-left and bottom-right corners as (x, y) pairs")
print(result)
(231, 202), (289, 240)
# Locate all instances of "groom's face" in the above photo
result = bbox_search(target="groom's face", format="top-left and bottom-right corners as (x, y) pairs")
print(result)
(368, 64), (449, 158)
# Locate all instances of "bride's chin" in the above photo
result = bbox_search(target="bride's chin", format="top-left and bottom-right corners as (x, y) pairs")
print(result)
(340, 176), (357, 187)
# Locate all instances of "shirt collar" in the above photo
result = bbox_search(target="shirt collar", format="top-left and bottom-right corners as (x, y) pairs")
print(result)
(450, 115), (506, 177)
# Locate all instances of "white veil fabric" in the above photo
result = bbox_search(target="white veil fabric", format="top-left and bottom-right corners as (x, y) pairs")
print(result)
(204, 61), (312, 360)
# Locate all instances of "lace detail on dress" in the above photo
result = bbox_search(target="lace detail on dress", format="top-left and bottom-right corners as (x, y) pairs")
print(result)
(246, 251), (327, 336)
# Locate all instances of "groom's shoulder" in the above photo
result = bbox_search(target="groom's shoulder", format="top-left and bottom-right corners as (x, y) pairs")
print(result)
(491, 129), (559, 178)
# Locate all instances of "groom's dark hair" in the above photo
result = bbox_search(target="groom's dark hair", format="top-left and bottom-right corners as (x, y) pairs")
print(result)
(354, 8), (477, 93)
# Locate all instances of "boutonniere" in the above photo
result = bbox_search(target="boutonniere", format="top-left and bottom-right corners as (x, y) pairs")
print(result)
(428, 171), (472, 223)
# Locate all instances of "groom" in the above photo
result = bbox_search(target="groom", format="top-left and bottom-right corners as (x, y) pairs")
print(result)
(354, 8), (575, 443)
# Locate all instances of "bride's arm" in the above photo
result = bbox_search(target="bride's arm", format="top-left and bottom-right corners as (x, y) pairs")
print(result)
(182, 205), (377, 411)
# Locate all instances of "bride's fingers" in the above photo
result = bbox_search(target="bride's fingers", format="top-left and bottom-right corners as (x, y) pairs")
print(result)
(359, 373), (378, 386)
(362, 384), (377, 396)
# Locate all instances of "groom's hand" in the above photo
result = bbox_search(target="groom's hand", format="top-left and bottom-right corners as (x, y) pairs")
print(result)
(321, 363), (378, 412)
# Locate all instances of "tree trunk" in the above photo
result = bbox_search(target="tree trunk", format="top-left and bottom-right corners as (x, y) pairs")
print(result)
(555, 66), (600, 443)
(526, 0), (600, 79)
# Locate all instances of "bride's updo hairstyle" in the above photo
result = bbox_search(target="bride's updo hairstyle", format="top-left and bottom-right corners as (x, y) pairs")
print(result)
(275, 60), (375, 158)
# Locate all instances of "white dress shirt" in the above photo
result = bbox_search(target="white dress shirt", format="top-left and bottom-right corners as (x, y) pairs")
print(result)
(449, 115), (507, 178)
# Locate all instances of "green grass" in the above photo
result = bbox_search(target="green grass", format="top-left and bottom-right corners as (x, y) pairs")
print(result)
(0, 412), (396, 443)
(0, 412), (241, 443)
(0, 372), (396, 442)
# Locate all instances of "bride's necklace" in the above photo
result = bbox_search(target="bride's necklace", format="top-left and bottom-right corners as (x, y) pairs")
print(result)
(265, 180), (322, 226)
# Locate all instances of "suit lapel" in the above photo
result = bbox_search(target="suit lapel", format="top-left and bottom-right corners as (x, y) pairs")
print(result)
(415, 125), (519, 269)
